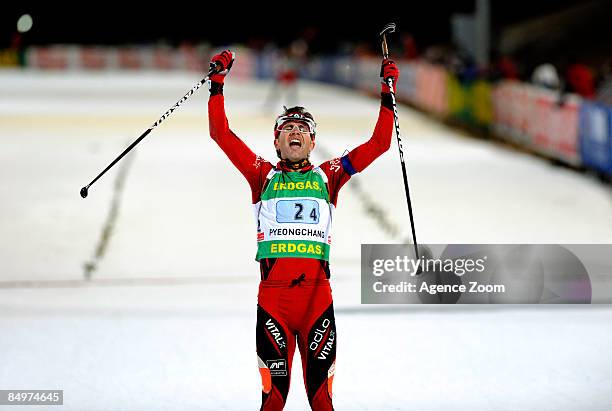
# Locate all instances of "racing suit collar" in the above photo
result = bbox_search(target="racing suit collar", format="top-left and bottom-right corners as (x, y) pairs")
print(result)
(277, 158), (313, 172)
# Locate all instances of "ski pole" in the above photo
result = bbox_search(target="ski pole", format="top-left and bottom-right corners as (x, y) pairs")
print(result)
(80, 63), (223, 199)
(379, 22), (420, 262)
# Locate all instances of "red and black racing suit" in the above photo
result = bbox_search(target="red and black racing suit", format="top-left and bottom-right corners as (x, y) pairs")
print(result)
(208, 81), (394, 410)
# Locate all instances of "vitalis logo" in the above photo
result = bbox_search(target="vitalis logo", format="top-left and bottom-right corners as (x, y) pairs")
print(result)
(309, 318), (335, 360)
(266, 359), (287, 376)
(266, 319), (286, 349)
(329, 158), (341, 173)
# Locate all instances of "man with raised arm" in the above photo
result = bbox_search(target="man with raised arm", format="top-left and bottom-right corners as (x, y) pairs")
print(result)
(207, 49), (399, 410)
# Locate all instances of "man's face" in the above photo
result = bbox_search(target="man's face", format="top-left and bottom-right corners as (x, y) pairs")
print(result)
(274, 121), (315, 162)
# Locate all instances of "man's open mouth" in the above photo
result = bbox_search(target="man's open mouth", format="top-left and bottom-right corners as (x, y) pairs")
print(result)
(289, 138), (302, 148)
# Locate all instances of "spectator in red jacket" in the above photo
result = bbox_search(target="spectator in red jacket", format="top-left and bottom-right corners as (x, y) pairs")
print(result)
(566, 59), (596, 99)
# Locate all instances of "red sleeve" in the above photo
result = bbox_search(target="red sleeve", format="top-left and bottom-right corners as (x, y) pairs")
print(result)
(319, 101), (394, 206)
(208, 94), (272, 202)
(319, 158), (352, 207)
(347, 104), (394, 172)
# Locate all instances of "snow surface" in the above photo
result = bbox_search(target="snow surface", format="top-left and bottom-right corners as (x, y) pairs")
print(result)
(1, 69), (611, 410)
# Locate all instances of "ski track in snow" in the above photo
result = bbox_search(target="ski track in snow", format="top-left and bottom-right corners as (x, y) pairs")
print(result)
(1, 70), (611, 410)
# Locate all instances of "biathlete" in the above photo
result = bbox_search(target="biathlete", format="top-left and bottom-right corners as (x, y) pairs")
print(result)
(207, 49), (399, 411)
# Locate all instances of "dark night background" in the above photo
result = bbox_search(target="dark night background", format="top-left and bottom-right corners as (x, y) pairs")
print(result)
(1, 1), (603, 52)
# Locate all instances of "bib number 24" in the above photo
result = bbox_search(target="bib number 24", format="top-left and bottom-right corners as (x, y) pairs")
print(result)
(276, 200), (320, 224)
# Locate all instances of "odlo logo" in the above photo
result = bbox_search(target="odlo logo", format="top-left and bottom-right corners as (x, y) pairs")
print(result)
(266, 359), (287, 376)
(309, 318), (335, 360)
(266, 319), (286, 349)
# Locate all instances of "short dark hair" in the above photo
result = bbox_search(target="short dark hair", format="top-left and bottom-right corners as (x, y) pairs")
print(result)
(279, 106), (314, 121)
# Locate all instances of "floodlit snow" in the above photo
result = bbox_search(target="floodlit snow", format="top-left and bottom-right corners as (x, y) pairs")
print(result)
(1, 69), (611, 410)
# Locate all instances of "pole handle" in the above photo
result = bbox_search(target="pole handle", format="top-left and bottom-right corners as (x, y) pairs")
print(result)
(381, 34), (389, 60)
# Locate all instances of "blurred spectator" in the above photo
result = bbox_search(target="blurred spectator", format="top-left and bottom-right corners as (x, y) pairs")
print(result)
(596, 59), (612, 105)
(352, 42), (374, 58)
(423, 45), (448, 65)
(263, 40), (307, 111)
(565, 58), (596, 99)
(10, 32), (23, 49)
(531, 63), (561, 90)
(448, 48), (479, 83)
(401, 34), (418, 60)
(490, 52), (519, 81)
